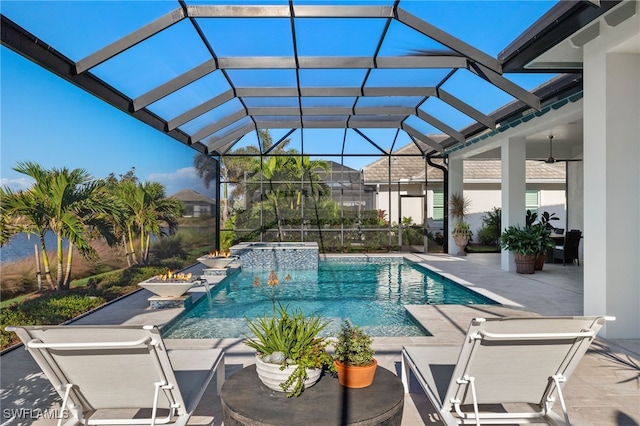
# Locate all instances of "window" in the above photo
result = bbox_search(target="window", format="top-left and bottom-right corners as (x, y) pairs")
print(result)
(526, 190), (540, 215)
(433, 190), (444, 220)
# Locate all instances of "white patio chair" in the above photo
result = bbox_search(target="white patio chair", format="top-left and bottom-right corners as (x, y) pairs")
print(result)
(7, 324), (225, 426)
(401, 316), (613, 425)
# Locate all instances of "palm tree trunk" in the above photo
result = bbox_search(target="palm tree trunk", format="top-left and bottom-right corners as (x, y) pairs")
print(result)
(268, 180), (284, 241)
(39, 234), (55, 290)
(139, 227), (146, 264)
(275, 205), (283, 241)
(122, 235), (131, 267)
(127, 226), (138, 264)
(34, 244), (43, 291)
(223, 182), (229, 222)
(63, 242), (74, 288)
(56, 235), (64, 291)
(144, 233), (151, 264)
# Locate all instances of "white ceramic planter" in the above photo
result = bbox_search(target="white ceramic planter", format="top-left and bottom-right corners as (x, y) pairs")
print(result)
(254, 355), (321, 393)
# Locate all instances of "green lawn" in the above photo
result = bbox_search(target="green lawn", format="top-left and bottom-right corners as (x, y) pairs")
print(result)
(467, 244), (501, 253)
(0, 292), (36, 309)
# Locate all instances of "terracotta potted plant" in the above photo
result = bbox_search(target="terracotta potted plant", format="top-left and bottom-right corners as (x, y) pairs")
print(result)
(333, 320), (377, 388)
(500, 224), (553, 274)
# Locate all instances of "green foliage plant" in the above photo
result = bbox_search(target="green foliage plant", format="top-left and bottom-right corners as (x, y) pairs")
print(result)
(500, 223), (553, 256)
(538, 211), (560, 230)
(476, 226), (498, 246)
(452, 221), (471, 237)
(525, 209), (538, 228)
(1, 293), (106, 349)
(244, 273), (334, 397)
(333, 320), (375, 367)
(480, 207), (502, 247)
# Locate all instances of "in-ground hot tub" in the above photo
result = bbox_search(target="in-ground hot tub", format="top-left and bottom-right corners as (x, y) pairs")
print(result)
(229, 242), (318, 270)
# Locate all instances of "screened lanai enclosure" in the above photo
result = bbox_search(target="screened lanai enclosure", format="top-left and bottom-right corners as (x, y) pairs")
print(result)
(3, 0), (586, 252)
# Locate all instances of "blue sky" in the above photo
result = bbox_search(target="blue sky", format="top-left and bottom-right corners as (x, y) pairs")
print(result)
(1, 47), (210, 195)
(1, 0), (557, 194)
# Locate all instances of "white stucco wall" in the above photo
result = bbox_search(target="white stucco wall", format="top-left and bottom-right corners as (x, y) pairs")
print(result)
(376, 183), (425, 225)
(583, 5), (640, 338)
(375, 183), (567, 244)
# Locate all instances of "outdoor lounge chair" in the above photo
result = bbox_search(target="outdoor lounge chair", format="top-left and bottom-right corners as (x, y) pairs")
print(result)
(401, 316), (613, 426)
(7, 324), (225, 426)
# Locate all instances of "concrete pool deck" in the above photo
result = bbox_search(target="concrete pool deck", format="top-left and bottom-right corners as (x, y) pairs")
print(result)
(1, 253), (638, 425)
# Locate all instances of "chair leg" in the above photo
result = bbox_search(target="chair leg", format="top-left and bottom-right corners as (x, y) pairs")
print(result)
(400, 353), (410, 393)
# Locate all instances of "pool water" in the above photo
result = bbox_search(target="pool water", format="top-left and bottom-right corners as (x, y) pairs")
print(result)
(162, 259), (496, 338)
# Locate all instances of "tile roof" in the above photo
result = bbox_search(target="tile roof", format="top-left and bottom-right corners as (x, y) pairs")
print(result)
(170, 188), (216, 204)
(362, 140), (567, 183)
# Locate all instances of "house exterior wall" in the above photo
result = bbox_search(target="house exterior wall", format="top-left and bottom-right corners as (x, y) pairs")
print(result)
(184, 202), (213, 217)
(375, 182), (567, 242)
(583, 7), (640, 338)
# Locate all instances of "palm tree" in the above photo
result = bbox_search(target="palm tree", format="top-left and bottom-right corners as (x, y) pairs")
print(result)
(1, 186), (55, 289)
(104, 172), (137, 266)
(194, 130), (291, 222)
(139, 182), (182, 264)
(117, 181), (182, 264)
(245, 153), (332, 241)
(291, 156), (330, 206)
(116, 179), (141, 265)
(1, 161), (119, 291)
(256, 155), (294, 241)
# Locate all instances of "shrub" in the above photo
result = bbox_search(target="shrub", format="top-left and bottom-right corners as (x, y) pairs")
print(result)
(480, 207), (502, 247)
(1, 293), (106, 349)
(500, 224), (553, 256)
(476, 226), (497, 246)
(150, 235), (187, 261)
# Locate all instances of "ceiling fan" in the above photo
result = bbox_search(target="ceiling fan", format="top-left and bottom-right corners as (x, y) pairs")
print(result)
(540, 134), (582, 163)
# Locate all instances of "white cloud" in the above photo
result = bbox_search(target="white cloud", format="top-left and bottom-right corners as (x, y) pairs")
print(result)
(146, 167), (214, 197)
(0, 177), (34, 192)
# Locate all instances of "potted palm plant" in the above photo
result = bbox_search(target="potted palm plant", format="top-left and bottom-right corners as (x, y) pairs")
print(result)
(333, 320), (377, 388)
(449, 193), (472, 256)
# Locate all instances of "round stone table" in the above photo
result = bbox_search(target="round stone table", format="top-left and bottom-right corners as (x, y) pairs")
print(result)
(220, 364), (404, 426)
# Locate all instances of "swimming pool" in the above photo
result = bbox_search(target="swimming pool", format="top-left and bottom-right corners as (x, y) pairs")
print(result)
(162, 259), (496, 338)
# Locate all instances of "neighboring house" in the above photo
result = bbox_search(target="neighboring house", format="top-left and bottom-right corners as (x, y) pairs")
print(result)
(316, 161), (376, 211)
(170, 189), (216, 217)
(362, 140), (567, 239)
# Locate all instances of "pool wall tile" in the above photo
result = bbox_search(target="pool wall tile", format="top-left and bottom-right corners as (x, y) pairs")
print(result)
(230, 242), (319, 270)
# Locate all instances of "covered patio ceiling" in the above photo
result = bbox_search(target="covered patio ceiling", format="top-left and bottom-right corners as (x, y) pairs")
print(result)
(1, 1), (619, 160)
